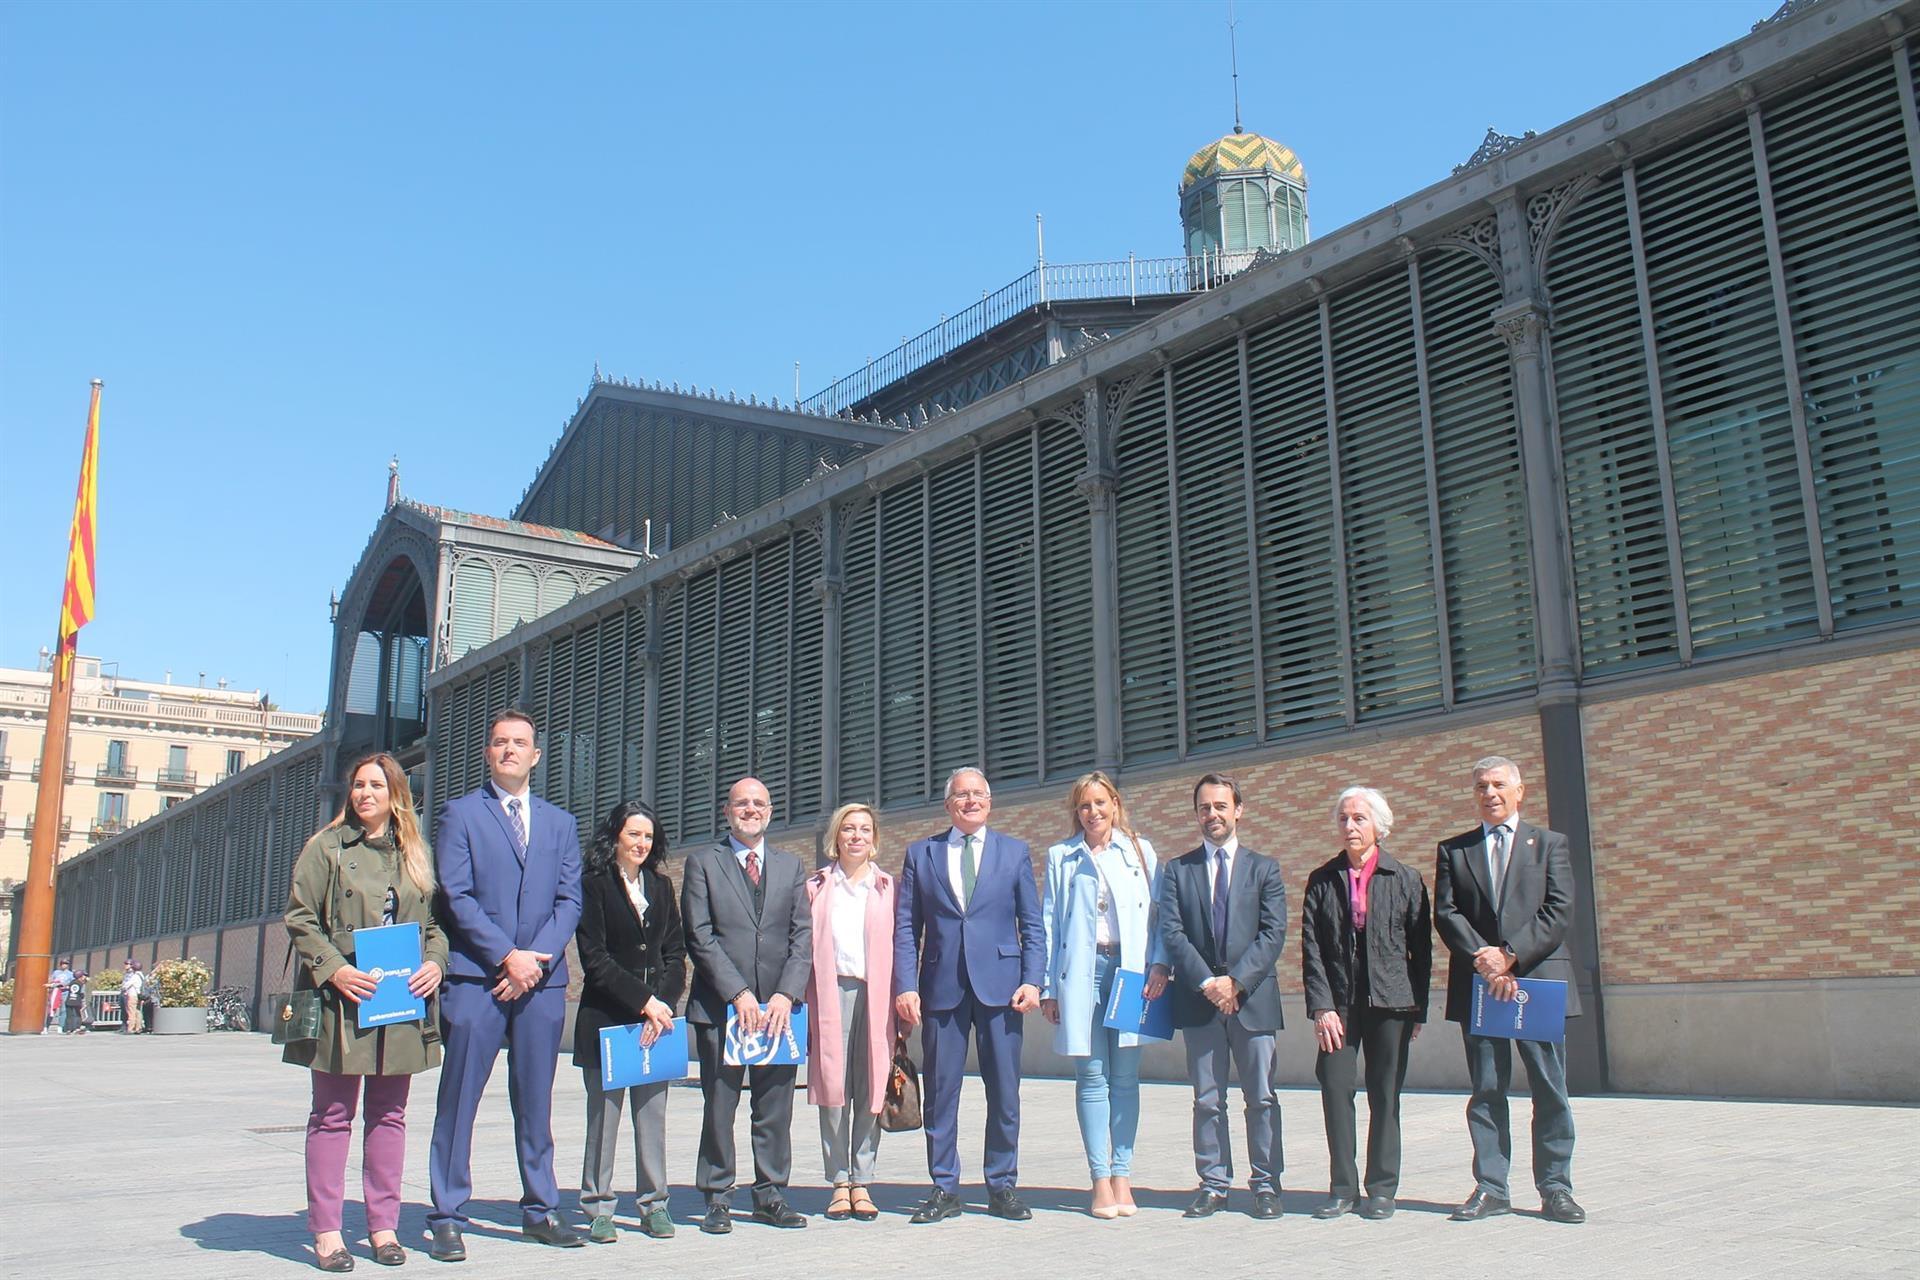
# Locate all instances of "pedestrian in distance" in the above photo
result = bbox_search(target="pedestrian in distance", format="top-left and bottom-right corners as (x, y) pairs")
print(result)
(572, 799), (687, 1243)
(283, 752), (448, 1272)
(1040, 770), (1166, 1219)
(1302, 786), (1431, 1221)
(804, 802), (896, 1223)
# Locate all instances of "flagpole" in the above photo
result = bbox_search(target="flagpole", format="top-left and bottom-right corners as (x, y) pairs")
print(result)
(9, 379), (101, 1034)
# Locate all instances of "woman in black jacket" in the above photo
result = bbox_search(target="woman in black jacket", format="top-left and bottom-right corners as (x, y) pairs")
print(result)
(572, 799), (687, 1243)
(1301, 785), (1431, 1223)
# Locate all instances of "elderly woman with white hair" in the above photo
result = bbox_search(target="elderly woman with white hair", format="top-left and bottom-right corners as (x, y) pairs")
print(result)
(1300, 785), (1432, 1223)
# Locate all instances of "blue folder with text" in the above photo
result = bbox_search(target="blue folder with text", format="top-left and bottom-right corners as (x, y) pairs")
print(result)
(724, 1004), (808, 1066)
(598, 1019), (691, 1088)
(1102, 968), (1176, 1041)
(1470, 975), (1567, 1043)
(353, 922), (426, 1029)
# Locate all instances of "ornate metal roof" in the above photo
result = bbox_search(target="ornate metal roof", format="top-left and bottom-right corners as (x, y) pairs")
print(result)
(1182, 127), (1306, 189)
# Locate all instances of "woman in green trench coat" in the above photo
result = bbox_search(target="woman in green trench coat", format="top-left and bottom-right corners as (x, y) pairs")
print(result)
(284, 753), (449, 1271)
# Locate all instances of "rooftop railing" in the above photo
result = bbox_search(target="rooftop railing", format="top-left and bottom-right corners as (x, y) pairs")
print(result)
(800, 254), (1214, 418)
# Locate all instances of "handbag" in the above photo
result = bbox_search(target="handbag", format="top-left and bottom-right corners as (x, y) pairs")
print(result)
(272, 987), (324, 1045)
(880, 1031), (923, 1133)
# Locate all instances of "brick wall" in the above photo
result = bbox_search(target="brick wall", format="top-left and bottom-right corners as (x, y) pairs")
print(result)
(1582, 647), (1920, 984)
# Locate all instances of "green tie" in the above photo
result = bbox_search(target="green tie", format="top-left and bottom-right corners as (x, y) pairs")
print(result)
(961, 834), (979, 906)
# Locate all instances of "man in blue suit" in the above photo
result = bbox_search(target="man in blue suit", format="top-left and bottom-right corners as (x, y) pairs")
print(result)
(426, 708), (585, 1261)
(894, 767), (1045, 1224)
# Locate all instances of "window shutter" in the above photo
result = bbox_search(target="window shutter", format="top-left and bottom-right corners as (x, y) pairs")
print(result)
(878, 481), (931, 805)
(838, 502), (879, 802)
(655, 584), (688, 842)
(681, 571), (721, 844)
(1331, 271), (1443, 717)
(980, 430), (1040, 785)
(1246, 308), (1344, 736)
(928, 453), (982, 786)
(1115, 373), (1179, 763)
(788, 533), (825, 821)
(1039, 418), (1095, 775)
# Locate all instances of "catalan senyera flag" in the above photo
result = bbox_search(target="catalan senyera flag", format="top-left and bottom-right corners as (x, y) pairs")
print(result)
(59, 382), (102, 657)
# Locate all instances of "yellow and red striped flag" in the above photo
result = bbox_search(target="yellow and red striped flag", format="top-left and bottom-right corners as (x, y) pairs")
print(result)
(59, 380), (101, 658)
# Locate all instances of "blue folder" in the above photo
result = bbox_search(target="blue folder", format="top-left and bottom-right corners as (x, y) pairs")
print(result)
(1470, 975), (1568, 1043)
(723, 1004), (808, 1066)
(599, 1019), (690, 1088)
(1102, 967), (1176, 1041)
(353, 922), (427, 1029)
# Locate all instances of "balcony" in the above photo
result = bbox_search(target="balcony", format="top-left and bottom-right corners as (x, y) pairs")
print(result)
(30, 760), (76, 784)
(0, 756), (10, 777)
(88, 819), (127, 841)
(156, 767), (198, 791)
(23, 814), (75, 841)
(96, 761), (139, 785)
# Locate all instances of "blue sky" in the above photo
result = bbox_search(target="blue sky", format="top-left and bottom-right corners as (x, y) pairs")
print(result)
(0, 0), (1772, 711)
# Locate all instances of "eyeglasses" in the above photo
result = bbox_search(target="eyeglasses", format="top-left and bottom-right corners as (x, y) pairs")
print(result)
(949, 789), (990, 802)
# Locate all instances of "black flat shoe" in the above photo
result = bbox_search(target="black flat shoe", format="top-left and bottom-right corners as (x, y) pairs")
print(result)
(1312, 1197), (1356, 1220)
(426, 1224), (465, 1263)
(850, 1186), (879, 1221)
(372, 1240), (407, 1266)
(1184, 1190), (1229, 1218)
(986, 1188), (1031, 1221)
(824, 1187), (853, 1221)
(316, 1247), (355, 1273)
(700, 1202), (733, 1235)
(1358, 1197), (1395, 1220)
(909, 1189), (963, 1224)
(751, 1199), (808, 1229)
(1450, 1189), (1511, 1221)
(1541, 1190), (1586, 1223)
(523, 1214), (586, 1248)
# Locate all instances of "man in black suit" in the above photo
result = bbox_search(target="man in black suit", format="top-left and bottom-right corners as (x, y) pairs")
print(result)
(680, 776), (813, 1235)
(1151, 772), (1289, 1220)
(1434, 755), (1585, 1225)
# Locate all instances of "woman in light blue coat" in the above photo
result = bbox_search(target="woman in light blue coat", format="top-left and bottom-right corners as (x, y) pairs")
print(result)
(1041, 770), (1166, 1219)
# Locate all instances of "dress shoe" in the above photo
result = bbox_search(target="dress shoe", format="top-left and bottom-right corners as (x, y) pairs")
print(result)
(524, 1215), (586, 1248)
(427, 1223), (465, 1263)
(1450, 1189), (1511, 1221)
(750, 1199), (808, 1229)
(700, 1202), (733, 1235)
(588, 1214), (617, 1244)
(639, 1207), (675, 1238)
(986, 1188), (1031, 1221)
(372, 1241), (407, 1266)
(1358, 1197), (1395, 1220)
(1312, 1196), (1356, 1220)
(1541, 1190), (1587, 1224)
(1184, 1190), (1230, 1218)
(1250, 1190), (1283, 1220)
(316, 1247), (355, 1273)
(910, 1189), (963, 1224)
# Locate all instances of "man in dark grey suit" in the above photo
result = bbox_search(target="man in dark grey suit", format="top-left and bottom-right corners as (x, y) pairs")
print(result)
(1434, 755), (1584, 1225)
(1151, 772), (1289, 1220)
(680, 775), (812, 1235)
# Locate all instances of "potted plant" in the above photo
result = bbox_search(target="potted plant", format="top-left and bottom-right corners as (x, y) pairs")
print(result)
(151, 957), (213, 1034)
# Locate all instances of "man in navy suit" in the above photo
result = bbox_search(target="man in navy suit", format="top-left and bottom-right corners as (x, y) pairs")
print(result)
(426, 708), (585, 1260)
(894, 767), (1045, 1224)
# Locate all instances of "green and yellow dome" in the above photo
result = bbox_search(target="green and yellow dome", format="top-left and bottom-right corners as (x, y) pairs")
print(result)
(1182, 128), (1306, 189)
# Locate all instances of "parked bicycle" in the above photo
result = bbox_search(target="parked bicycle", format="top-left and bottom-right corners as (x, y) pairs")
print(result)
(207, 985), (253, 1032)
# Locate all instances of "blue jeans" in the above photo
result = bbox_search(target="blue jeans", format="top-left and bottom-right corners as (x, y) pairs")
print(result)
(1074, 951), (1142, 1179)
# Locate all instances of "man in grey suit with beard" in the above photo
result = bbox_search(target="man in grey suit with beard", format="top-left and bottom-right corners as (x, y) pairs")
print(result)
(680, 776), (813, 1235)
(1151, 772), (1289, 1220)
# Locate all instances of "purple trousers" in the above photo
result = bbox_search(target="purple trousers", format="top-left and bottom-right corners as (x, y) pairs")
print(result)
(306, 1070), (412, 1235)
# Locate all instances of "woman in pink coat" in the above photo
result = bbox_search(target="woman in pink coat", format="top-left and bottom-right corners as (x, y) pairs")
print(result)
(805, 801), (897, 1223)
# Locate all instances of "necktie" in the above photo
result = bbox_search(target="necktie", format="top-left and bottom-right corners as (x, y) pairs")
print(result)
(1211, 847), (1230, 949)
(506, 797), (528, 859)
(1490, 825), (1509, 899)
(960, 835), (978, 906)
(745, 848), (761, 888)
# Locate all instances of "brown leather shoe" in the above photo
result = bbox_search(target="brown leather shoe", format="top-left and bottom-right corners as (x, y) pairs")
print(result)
(315, 1246), (355, 1272)
(372, 1240), (406, 1266)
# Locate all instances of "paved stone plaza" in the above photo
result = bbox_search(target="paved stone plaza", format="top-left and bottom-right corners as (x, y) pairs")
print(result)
(2, 1031), (1914, 1278)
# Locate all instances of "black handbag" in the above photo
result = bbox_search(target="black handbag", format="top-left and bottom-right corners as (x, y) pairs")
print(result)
(880, 1031), (923, 1133)
(272, 987), (323, 1045)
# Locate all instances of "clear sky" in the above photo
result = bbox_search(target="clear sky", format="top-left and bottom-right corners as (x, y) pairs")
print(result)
(1, 0), (1774, 712)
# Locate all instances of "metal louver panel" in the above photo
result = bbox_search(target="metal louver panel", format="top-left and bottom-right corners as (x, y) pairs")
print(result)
(449, 558), (497, 660)
(838, 503), (879, 801)
(1766, 55), (1920, 629)
(716, 556), (756, 796)
(1331, 270), (1443, 717)
(1423, 250), (1534, 698)
(681, 571), (720, 843)
(1173, 341), (1257, 752)
(1246, 307), (1343, 736)
(499, 564), (539, 634)
(928, 452), (982, 789)
(1638, 119), (1819, 654)
(1549, 172), (1682, 673)
(750, 539), (794, 811)
(1115, 373), (1179, 762)
(655, 585), (688, 841)
(621, 604), (648, 803)
(878, 481), (930, 805)
(980, 429), (1040, 786)
(1039, 417), (1095, 775)
(190, 798), (226, 930)
(788, 533), (826, 821)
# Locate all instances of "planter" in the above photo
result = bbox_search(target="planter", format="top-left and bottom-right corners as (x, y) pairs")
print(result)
(153, 1005), (208, 1035)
